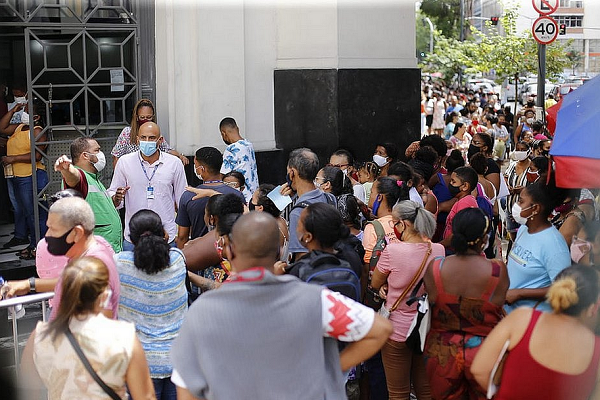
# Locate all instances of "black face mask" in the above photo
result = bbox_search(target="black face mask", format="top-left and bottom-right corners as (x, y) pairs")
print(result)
(46, 227), (75, 256)
(467, 144), (481, 161)
(541, 150), (550, 157)
(248, 202), (256, 211)
(286, 172), (293, 187)
(448, 183), (461, 198)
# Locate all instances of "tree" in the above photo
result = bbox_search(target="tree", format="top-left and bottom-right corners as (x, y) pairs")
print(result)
(420, 31), (472, 85)
(566, 49), (583, 75)
(420, 0), (461, 39)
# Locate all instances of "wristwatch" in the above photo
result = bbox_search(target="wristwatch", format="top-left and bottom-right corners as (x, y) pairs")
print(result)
(29, 277), (36, 293)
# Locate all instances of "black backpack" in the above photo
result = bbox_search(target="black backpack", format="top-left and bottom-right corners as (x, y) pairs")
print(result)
(291, 251), (361, 301)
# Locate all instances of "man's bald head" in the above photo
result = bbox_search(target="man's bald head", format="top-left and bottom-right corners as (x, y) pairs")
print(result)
(230, 212), (280, 269)
(138, 122), (161, 141)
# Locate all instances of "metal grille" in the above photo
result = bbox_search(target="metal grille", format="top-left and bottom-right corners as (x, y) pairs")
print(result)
(0, 0), (139, 242)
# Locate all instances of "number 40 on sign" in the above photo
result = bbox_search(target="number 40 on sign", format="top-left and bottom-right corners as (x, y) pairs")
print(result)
(532, 16), (559, 45)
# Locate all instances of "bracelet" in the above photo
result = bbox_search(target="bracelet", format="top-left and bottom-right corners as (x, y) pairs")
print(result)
(29, 277), (36, 293)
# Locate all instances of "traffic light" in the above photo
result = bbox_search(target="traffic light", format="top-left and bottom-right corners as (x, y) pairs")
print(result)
(559, 24), (567, 35)
(490, 17), (499, 26)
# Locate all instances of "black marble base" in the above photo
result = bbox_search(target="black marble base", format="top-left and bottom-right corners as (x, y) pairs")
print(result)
(274, 68), (421, 168)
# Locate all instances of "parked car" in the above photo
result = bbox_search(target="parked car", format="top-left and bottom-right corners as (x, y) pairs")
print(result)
(550, 82), (582, 99)
(502, 76), (526, 102)
(520, 83), (556, 105)
(467, 78), (501, 95)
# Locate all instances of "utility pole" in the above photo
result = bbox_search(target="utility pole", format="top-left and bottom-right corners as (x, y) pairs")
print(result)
(458, 0), (465, 86)
(424, 17), (434, 54)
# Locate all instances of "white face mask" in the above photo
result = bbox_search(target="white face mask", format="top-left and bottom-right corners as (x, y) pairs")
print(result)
(14, 96), (26, 104)
(86, 150), (106, 172)
(373, 154), (389, 167)
(100, 288), (112, 309)
(511, 203), (534, 225)
(526, 118), (535, 125)
(194, 165), (203, 181)
(510, 150), (529, 161)
(20, 111), (29, 124)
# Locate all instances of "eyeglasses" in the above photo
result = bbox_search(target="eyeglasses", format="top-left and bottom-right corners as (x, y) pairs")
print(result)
(137, 114), (154, 121)
(327, 163), (349, 168)
(224, 181), (240, 188)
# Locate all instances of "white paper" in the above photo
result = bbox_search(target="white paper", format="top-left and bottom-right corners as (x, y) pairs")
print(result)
(267, 185), (292, 211)
(110, 69), (124, 92)
(487, 339), (510, 399)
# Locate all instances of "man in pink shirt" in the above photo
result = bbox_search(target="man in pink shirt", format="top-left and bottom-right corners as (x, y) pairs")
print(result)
(5, 197), (120, 319)
(108, 122), (186, 250)
(441, 166), (479, 248)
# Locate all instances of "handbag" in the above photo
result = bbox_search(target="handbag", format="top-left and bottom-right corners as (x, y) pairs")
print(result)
(65, 328), (122, 400)
(363, 285), (385, 311)
(378, 242), (432, 320)
(405, 278), (431, 354)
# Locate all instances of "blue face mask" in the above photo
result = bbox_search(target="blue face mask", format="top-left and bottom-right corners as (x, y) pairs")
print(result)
(372, 196), (382, 216)
(139, 140), (157, 157)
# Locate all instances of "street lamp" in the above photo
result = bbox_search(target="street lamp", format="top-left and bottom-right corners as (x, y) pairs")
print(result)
(423, 17), (434, 54)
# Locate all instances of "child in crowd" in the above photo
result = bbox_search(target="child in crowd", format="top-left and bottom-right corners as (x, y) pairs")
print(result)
(357, 161), (379, 204)
(441, 166), (479, 249)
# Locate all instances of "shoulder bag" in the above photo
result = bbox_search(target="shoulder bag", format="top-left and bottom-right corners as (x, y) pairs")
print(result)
(65, 328), (122, 400)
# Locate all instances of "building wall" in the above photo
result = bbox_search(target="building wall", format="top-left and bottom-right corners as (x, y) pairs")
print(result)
(155, 0), (419, 182)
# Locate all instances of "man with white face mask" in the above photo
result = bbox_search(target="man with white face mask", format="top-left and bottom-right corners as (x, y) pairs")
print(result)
(54, 137), (123, 252)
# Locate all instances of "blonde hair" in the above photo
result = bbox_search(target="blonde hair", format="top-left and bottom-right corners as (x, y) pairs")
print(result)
(44, 257), (109, 341)
(547, 277), (579, 313)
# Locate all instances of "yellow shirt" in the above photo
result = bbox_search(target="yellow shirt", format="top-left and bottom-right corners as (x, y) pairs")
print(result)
(6, 124), (45, 177)
(545, 98), (557, 109)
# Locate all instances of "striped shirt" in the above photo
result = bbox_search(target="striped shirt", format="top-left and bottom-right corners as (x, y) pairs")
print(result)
(116, 248), (188, 378)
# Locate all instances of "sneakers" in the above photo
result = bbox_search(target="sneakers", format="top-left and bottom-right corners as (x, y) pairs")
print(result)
(3, 236), (29, 249)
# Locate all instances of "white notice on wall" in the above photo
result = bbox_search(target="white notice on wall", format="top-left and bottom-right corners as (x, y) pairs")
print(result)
(110, 69), (124, 92)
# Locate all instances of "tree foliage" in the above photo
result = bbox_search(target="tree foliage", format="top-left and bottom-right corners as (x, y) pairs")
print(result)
(420, 3), (570, 84)
(420, 0), (461, 39)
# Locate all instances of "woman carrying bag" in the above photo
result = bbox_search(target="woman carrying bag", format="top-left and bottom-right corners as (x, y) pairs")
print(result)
(19, 257), (156, 400)
(370, 200), (444, 400)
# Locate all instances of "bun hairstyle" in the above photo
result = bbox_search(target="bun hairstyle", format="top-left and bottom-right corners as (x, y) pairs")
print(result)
(375, 177), (410, 208)
(547, 264), (599, 316)
(337, 193), (361, 230)
(446, 150), (465, 173)
(303, 202), (349, 248)
(392, 200), (437, 239)
(451, 208), (490, 254)
(129, 209), (170, 275)
(255, 184), (280, 218)
(321, 166), (352, 196)
(45, 257), (109, 341)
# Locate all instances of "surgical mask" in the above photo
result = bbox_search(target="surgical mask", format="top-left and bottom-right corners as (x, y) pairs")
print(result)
(510, 150), (529, 161)
(86, 151), (106, 172)
(448, 183), (461, 197)
(20, 111), (29, 124)
(511, 203), (534, 225)
(526, 118), (535, 125)
(14, 96), (26, 104)
(526, 170), (539, 183)
(314, 180), (321, 189)
(570, 237), (592, 264)
(46, 228), (75, 256)
(194, 165), (203, 181)
(467, 144), (480, 161)
(373, 154), (389, 168)
(372, 196), (382, 216)
(139, 140), (157, 157)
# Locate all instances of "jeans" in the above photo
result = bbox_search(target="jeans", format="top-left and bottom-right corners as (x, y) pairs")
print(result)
(6, 177), (28, 239)
(364, 351), (389, 400)
(122, 238), (177, 252)
(381, 339), (431, 400)
(152, 377), (177, 400)
(11, 170), (49, 248)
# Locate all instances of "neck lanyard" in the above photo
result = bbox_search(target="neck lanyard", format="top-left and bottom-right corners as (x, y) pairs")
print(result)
(203, 180), (222, 184)
(140, 156), (159, 184)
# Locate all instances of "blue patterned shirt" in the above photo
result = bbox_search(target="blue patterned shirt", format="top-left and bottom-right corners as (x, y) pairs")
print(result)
(116, 248), (188, 378)
(220, 139), (259, 201)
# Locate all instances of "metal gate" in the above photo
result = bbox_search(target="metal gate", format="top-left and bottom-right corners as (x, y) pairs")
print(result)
(0, 0), (139, 242)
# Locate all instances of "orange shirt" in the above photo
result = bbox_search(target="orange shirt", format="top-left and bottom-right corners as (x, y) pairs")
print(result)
(362, 215), (401, 263)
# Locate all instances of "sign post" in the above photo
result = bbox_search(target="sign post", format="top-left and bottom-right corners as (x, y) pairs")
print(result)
(531, 0), (558, 120)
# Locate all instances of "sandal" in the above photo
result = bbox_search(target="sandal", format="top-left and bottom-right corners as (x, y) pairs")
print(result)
(17, 247), (36, 260)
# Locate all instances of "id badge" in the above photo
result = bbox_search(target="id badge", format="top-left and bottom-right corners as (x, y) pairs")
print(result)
(147, 185), (155, 199)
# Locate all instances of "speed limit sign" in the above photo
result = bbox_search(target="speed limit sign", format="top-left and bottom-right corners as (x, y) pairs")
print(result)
(532, 16), (558, 45)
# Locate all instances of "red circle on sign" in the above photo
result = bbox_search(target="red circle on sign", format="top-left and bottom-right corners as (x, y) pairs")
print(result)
(532, 16), (559, 45)
(532, 0), (558, 16)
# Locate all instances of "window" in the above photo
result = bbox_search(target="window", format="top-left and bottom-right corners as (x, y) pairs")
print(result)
(555, 15), (583, 28)
(589, 39), (600, 53)
(559, 0), (583, 7)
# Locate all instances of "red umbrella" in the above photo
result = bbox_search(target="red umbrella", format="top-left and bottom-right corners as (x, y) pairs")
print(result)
(545, 97), (562, 135)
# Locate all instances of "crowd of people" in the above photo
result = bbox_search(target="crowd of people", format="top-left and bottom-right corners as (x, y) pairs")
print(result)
(0, 88), (599, 400)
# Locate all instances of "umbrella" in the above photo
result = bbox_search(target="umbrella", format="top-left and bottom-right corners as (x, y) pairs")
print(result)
(549, 75), (600, 188)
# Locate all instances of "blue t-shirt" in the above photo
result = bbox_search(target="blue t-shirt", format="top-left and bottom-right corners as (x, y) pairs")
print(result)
(505, 224), (570, 313)
(288, 189), (336, 254)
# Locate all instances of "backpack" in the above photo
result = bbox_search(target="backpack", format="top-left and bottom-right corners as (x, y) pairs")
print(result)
(368, 220), (387, 270)
(476, 183), (494, 220)
(293, 251), (361, 301)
